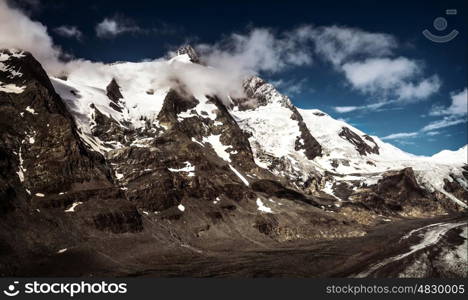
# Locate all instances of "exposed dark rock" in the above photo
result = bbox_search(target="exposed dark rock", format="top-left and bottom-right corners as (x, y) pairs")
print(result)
(105, 79), (125, 112)
(176, 45), (200, 63)
(443, 176), (468, 202)
(241, 77), (270, 107)
(90, 104), (129, 146)
(221, 204), (237, 211)
(93, 207), (143, 233)
(462, 165), (468, 180)
(251, 179), (319, 206)
(349, 168), (450, 215)
(0, 50), (142, 271)
(313, 111), (326, 116)
(290, 106), (322, 159)
(339, 127), (379, 156)
(254, 214), (279, 235)
(106, 78), (123, 104)
(57, 73), (68, 81)
(363, 135), (380, 154)
(206, 211), (223, 223)
(240, 77), (322, 159)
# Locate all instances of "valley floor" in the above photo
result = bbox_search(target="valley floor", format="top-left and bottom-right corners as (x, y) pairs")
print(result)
(16, 214), (467, 278)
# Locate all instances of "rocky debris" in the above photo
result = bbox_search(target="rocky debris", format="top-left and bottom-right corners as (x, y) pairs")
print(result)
(339, 127), (379, 155)
(330, 158), (351, 169)
(348, 168), (451, 216)
(176, 45), (200, 63)
(90, 104), (129, 146)
(443, 175), (468, 203)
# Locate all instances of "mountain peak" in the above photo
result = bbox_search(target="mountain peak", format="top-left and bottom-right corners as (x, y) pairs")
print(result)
(431, 144), (468, 164)
(175, 45), (199, 63)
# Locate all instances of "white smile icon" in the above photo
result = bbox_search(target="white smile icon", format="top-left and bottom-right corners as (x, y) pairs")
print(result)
(3, 282), (20, 297)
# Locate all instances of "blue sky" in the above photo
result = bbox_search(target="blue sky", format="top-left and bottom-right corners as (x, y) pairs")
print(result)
(3, 0), (468, 155)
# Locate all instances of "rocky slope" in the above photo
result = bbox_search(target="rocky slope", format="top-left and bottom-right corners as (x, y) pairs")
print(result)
(0, 47), (466, 276)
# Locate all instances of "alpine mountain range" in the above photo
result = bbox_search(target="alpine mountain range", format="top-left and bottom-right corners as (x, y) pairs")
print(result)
(0, 46), (466, 277)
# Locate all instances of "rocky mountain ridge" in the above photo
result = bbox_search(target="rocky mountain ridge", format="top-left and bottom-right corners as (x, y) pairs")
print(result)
(0, 47), (466, 276)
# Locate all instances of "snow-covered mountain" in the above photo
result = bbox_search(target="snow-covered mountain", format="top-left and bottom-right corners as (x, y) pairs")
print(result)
(0, 47), (466, 276)
(47, 50), (467, 207)
(431, 145), (467, 165)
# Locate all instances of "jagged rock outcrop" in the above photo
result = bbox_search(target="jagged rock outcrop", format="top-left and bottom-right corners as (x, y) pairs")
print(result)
(339, 127), (379, 155)
(106, 78), (123, 103)
(348, 168), (453, 216)
(290, 106), (322, 159)
(106, 78), (124, 112)
(236, 76), (322, 159)
(176, 45), (200, 63)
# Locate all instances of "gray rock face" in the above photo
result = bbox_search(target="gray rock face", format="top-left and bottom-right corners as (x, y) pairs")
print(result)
(290, 106), (323, 160)
(240, 76), (322, 159)
(0, 50), (142, 273)
(106, 79), (124, 112)
(339, 127), (379, 155)
(176, 45), (200, 63)
(352, 168), (441, 213)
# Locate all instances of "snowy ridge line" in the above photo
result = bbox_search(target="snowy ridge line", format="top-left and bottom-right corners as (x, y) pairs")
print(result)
(40, 50), (467, 209)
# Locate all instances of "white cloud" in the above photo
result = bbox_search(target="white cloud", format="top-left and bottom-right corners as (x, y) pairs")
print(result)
(395, 75), (441, 100)
(379, 88), (466, 140)
(95, 17), (140, 38)
(421, 116), (467, 132)
(0, 3), (312, 100)
(341, 57), (440, 101)
(419, 88), (467, 134)
(333, 101), (389, 113)
(0, 2), (444, 114)
(429, 88), (467, 116)
(334, 106), (360, 113)
(54, 25), (83, 40)
(196, 27), (314, 76)
(310, 25), (396, 66)
(381, 132), (419, 140)
(395, 140), (416, 145)
(307, 26), (440, 109)
(0, 0), (62, 73)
